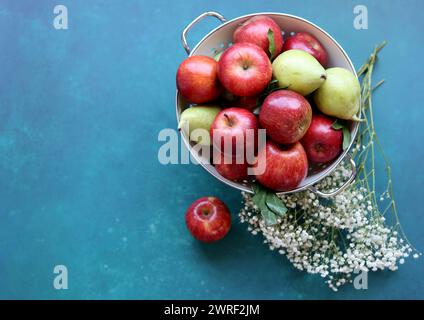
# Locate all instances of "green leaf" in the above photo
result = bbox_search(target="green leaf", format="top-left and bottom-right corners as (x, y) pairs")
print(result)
(332, 119), (344, 130)
(251, 184), (266, 206)
(266, 193), (288, 217)
(267, 29), (276, 58)
(342, 126), (351, 150)
(251, 184), (279, 226)
(332, 120), (351, 150)
(261, 206), (278, 226)
(251, 184), (287, 225)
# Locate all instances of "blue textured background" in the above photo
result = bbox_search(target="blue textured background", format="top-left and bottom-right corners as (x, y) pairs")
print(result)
(0, 0), (423, 299)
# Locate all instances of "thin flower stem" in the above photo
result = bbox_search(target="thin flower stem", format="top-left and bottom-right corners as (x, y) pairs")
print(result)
(355, 42), (419, 253)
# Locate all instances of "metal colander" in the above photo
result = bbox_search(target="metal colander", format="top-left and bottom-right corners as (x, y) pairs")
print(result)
(176, 11), (358, 197)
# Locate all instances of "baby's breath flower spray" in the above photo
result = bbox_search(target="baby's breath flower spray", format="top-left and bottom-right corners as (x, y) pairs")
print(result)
(239, 42), (420, 291)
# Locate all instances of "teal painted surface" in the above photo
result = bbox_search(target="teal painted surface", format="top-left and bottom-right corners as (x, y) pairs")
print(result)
(0, 0), (423, 299)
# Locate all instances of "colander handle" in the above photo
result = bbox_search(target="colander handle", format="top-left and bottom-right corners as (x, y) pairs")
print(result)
(181, 11), (227, 55)
(308, 154), (357, 198)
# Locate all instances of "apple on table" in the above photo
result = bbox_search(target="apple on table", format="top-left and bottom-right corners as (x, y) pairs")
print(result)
(185, 197), (231, 242)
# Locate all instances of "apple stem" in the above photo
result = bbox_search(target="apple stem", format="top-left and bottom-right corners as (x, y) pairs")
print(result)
(223, 113), (233, 127)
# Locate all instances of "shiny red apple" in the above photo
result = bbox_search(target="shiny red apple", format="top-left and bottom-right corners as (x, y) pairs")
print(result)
(218, 43), (272, 97)
(301, 113), (343, 163)
(214, 153), (249, 182)
(253, 141), (308, 191)
(211, 107), (258, 158)
(233, 15), (283, 59)
(185, 197), (231, 242)
(176, 55), (221, 103)
(282, 32), (328, 67)
(259, 90), (312, 144)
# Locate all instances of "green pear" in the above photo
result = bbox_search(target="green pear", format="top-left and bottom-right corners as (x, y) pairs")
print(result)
(272, 50), (327, 96)
(313, 67), (361, 120)
(178, 105), (221, 146)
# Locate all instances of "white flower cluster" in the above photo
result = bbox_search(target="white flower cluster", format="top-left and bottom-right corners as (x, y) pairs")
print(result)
(239, 161), (420, 291)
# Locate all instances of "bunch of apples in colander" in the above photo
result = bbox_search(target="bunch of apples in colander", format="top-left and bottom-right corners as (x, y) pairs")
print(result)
(177, 16), (360, 242)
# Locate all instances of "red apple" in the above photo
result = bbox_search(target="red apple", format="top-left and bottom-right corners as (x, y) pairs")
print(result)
(233, 15), (283, 59)
(301, 113), (343, 163)
(253, 141), (308, 191)
(185, 197), (231, 242)
(214, 153), (249, 182)
(259, 90), (312, 144)
(282, 32), (328, 67)
(176, 56), (221, 103)
(211, 107), (258, 158)
(218, 43), (272, 97)
(222, 94), (259, 111)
